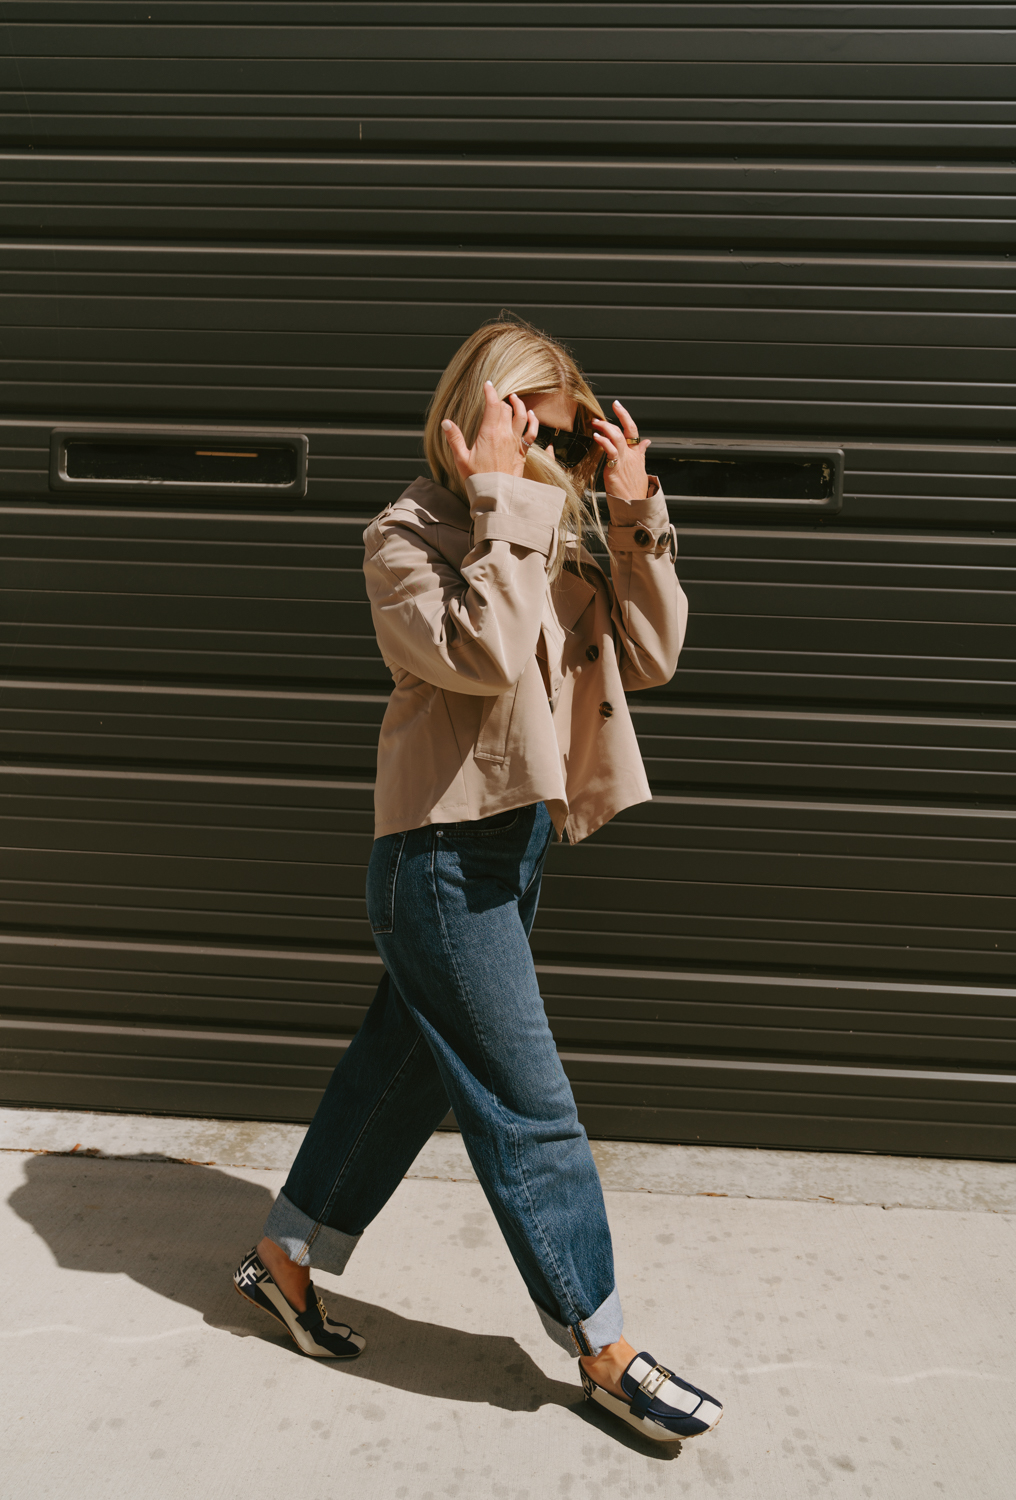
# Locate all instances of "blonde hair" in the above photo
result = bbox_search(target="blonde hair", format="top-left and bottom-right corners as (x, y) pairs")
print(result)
(424, 318), (608, 579)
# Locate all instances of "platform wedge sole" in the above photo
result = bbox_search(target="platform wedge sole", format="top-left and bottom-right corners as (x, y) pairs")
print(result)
(581, 1354), (723, 1443)
(233, 1246), (365, 1360)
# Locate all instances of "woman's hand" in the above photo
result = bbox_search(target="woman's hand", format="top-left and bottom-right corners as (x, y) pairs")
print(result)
(593, 400), (651, 501)
(442, 381), (538, 482)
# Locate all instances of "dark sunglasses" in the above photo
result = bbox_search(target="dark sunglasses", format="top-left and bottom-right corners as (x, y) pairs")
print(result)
(530, 424), (595, 470)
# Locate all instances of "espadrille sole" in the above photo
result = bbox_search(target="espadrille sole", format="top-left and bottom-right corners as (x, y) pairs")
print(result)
(581, 1357), (723, 1442)
(233, 1247), (365, 1360)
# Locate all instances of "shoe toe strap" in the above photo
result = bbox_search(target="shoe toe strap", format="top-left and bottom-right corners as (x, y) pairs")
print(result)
(295, 1287), (327, 1333)
(626, 1359), (703, 1420)
(295, 1289), (356, 1344)
(629, 1387), (656, 1421)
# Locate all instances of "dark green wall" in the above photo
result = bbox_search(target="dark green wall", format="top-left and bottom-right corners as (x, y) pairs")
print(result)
(1, 4), (1014, 1155)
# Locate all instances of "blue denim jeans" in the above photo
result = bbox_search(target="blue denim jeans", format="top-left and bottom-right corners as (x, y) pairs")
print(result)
(262, 801), (623, 1357)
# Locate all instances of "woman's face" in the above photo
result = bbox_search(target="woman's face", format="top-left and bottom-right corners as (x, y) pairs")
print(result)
(519, 389), (578, 432)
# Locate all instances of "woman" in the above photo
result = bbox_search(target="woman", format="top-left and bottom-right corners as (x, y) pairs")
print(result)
(233, 319), (724, 1445)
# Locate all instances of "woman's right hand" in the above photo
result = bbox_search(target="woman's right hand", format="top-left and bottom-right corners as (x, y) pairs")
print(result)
(442, 381), (537, 482)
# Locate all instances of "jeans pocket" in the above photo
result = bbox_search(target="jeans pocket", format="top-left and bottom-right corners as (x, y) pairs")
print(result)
(440, 807), (524, 838)
(365, 831), (407, 935)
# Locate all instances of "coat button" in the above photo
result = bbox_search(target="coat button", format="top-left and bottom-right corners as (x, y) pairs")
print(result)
(599, 701), (613, 718)
(585, 644), (599, 661)
(634, 527), (651, 546)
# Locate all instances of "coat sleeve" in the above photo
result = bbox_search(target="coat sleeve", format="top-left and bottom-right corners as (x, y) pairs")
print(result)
(604, 480), (689, 692)
(363, 472), (566, 697)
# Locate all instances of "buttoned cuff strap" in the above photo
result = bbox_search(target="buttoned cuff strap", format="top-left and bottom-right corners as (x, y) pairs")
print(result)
(472, 510), (558, 558)
(608, 521), (677, 561)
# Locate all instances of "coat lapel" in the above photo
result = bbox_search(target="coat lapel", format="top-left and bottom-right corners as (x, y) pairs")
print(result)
(551, 567), (597, 634)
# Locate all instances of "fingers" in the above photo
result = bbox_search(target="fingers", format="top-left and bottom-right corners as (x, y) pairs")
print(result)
(476, 379), (504, 440)
(446, 384), (541, 481)
(593, 404), (651, 498)
(599, 403), (650, 453)
(440, 418), (470, 473)
(506, 392), (531, 449)
(612, 400), (639, 444)
(518, 403), (539, 466)
(593, 415), (626, 451)
(592, 424), (620, 462)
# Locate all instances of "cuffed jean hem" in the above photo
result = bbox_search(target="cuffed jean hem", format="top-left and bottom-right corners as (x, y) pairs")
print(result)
(535, 1284), (623, 1358)
(262, 1190), (362, 1275)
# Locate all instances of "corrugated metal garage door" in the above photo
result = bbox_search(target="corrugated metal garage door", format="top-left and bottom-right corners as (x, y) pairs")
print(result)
(0, 4), (1014, 1156)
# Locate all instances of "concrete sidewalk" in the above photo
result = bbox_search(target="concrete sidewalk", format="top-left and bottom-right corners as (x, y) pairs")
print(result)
(2, 1109), (1014, 1499)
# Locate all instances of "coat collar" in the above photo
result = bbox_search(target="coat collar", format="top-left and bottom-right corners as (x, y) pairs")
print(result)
(394, 475), (470, 529)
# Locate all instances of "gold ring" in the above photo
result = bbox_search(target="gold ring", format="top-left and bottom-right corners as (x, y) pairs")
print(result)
(626, 437), (640, 447)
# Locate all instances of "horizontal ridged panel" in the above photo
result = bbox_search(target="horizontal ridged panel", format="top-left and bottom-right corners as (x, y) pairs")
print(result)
(10, 427), (1016, 529)
(0, 6), (1011, 150)
(0, 504), (382, 684)
(7, 13), (1016, 63)
(7, 419), (1016, 526)
(0, 5), (1013, 1155)
(0, 1016), (344, 1119)
(3, 502), (1013, 707)
(0, 681), (383, 775)
(4, 1016), (1014, 1156)
(1, 241), (1014, 442)
(537, 797), (1016, 979)
(2, 681), (1013, 803)
(4, 936), (1014, 1070)
(632, 703), (1016, 800)
(0, 156), (1013, 253)
(1, 771), (1012, 981)
(0, 936), (381, 1035)
(676, 527), (1016, 708)
(0, 769), (375, 945)
(541, 965), (1016, 1067)
(566, 1051), (1016, 1158)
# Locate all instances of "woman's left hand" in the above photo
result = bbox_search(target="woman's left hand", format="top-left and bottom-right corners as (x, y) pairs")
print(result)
(593, 400), (651, 501)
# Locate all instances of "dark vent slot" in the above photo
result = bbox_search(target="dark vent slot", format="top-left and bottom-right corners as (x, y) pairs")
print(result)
(64, 439), (297, 488)
(50, 429), (309, 499)
(650, 446), (843, 511)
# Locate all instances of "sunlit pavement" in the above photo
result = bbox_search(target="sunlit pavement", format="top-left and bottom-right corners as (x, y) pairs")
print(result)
(2, 1110), (1014, 1500)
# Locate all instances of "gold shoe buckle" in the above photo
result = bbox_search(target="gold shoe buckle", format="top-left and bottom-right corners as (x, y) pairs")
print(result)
(637, 1364), (671, 1399)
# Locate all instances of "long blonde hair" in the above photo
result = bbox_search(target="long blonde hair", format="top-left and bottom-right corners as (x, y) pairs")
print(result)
(424, 318), (608, 579)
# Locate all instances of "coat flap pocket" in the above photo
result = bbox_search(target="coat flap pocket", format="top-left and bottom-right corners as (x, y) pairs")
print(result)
(475, 680), (520, 764)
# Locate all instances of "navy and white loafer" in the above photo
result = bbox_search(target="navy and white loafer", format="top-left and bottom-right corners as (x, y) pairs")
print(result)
(233, 1247), (366, 1360)
(581, 1351), (723, 1442)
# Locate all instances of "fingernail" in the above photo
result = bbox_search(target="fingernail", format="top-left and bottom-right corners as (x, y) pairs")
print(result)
(441, 419), (451, 429)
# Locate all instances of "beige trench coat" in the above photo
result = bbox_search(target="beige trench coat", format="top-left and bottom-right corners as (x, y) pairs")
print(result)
(363, 471), (688, 843)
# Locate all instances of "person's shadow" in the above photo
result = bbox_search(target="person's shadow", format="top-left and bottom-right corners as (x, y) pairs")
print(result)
(8, 1153), (678, 1458)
